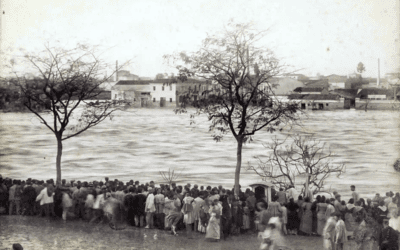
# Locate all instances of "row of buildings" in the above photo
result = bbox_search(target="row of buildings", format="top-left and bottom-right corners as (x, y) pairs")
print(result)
(108, 71), (400, 110)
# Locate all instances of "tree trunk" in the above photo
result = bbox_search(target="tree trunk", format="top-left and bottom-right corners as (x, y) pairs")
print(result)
(56, 134), (63, 184)
(234, 135), (244, 197)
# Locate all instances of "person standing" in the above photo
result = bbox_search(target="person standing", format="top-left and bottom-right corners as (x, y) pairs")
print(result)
(316, 196), (328, 236)
(286, 198), (300, 235)
(335, 213), (347, 250)
(379, 219), (399, 250)
(192, 191), (205, 233)
(0, 176), (8, 214)
(322, 213), (338, 250)
(163, 192), (175, 230)
(182, 192), (195, 238)
(85, 189), (96, 222)
(351, 185), (360, 203)
(145, 187), (155, 229)
(277, 188), (287, 205)
(264, 195), (282, 229)
(205, 199), (222, 241)
(21, 180), (36, 216)
(9, 180), (22, 215)
(166, 194), (183, 236)
(299, 197), (313, 236)
(334, 194), (342, 212)
(154, 188), (165, 230)
(220, 194), (232, 240)
(134, 187), (147, 228)
(35, 181), (55, 217)
(61, 189), (73, 222)
(270, 186), (277, 201)
(246, 191), (256, 232)
(89, 187), (107, 224)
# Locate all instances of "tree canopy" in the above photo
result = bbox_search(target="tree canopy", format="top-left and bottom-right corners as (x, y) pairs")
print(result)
(165, 22), (301, 196)
(10, 43), (129, 183)
(247, 134), (345, 193)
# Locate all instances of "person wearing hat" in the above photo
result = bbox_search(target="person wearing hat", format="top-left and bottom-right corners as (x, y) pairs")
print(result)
(379, 218), (399, 250)
(145, 187), (156, 229)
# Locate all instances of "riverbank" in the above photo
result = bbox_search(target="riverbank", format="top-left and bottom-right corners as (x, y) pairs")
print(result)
(0, 215), (365, 250)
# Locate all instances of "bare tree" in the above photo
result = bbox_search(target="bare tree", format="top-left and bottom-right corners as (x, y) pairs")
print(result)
(247, 134), (345, 193)
(165, 22), (300, 196)
(159, 167), (185, 185)
(10, 43), (130, 183)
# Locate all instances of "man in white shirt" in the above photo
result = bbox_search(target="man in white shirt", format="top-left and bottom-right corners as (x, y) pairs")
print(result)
(35, 181), (55, 217)
(145, 187), (156, 229)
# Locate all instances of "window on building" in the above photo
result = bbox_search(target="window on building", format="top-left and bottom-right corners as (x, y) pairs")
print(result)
(134, 98), (136, 102)
(170, 85), (172, 91)
(162, 86), (165, 91)
(114, 94), (117, 99)
(153, 86), (156, 91)
(153, 98), (156, 102)
(170, 98), (172, 102)
(307, 103), (310, 106)
(326, 103), (329, 106)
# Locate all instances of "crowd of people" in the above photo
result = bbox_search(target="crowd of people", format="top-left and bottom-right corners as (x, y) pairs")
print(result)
(0, 174), (399, 250)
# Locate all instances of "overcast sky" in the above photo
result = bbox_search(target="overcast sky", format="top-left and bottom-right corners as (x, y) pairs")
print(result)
(1, 0), (399, 78)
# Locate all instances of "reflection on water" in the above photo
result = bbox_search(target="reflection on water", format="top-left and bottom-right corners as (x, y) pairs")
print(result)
(1, 109), (399, 200)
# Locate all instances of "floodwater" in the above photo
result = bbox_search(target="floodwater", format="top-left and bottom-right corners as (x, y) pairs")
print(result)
(1, 108), (399, 200)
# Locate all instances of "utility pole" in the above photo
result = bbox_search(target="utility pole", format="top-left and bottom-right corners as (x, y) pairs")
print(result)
(377, 58), (380, 87)
(116, 60), (118, 81)
(0, 0), (4, 79)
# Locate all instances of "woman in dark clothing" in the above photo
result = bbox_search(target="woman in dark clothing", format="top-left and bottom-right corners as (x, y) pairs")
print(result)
(220, 194), (232, 240)
(134, 187), (147, 227)
(311, 195), (321, 235)
(286, 198), (300, 235)
(375, 200), (388, 225)
(123, 187), (136, 226)
(231, 197), (243, 235)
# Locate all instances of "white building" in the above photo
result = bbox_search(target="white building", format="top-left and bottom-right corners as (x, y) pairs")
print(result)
(111, 80), (176, 107)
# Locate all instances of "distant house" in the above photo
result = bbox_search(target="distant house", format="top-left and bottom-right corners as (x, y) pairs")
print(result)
(331, 88), (394, 109)
(326, 75), (349, 89)
(288, 93), (340, 110)
(111, 78), (211, 107)
(289, 85), (340, 110)
(175, 79), (212, 103)
(111, 79), (176, 107)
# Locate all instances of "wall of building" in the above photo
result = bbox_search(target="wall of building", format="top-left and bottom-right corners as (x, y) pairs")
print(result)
(299, 99), (344, 110)
(355, 99), (400, 110)
(149, 83), (176, 102)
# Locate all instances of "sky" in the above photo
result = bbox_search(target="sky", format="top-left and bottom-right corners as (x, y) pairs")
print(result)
(1, 0), (399, 78)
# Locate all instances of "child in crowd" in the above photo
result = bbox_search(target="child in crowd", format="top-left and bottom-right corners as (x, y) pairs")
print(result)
(335, 213), (347, 250)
